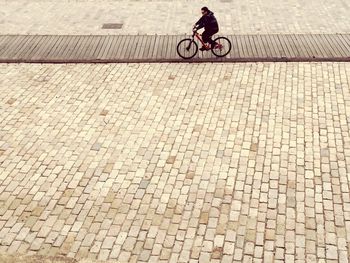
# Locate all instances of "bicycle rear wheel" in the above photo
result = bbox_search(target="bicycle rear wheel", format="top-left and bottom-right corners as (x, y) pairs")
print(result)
(211, 37), (232, 57)
(177, 39), (198, 59)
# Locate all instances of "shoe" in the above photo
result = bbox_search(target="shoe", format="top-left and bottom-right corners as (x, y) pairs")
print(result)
(199, 46), (208, 51)
(214, 43), (223, 49)
(211, 43), (218, 50)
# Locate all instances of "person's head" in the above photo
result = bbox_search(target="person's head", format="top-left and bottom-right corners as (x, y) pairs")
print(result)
(201, 7), (209, 15)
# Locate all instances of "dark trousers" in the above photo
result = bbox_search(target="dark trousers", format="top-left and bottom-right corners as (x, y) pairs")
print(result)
(202, 28), (219, 46)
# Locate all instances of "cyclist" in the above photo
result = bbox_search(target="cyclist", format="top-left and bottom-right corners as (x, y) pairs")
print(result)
(193, 7), (219, 51)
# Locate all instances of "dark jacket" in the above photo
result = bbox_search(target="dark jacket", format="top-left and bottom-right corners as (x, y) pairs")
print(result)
(195, 11), (219, 31)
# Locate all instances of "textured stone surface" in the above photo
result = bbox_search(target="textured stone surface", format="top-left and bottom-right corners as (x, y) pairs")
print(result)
(1, 0), (350, 35)
(0, 254), (117, 263)
(1, 62), (350, 262)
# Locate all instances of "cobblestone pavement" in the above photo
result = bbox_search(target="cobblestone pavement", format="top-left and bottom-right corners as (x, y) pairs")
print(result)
(1, 62), (350, 262)
(1, 0), (350, 35)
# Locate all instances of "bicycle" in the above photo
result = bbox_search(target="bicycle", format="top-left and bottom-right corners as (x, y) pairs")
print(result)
(177, 29), (232, 59)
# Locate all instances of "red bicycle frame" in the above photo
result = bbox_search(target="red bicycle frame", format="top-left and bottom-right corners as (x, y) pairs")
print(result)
(192, 31), (222, 50)
(194, 32), (210, 48)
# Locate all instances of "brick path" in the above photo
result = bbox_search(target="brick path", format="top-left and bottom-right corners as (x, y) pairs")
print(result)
(1, 63), (350, 262)
(2, 0), (350, 35)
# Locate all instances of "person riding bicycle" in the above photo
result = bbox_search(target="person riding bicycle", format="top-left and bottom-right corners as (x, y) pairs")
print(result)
(194, 7), (219, 51)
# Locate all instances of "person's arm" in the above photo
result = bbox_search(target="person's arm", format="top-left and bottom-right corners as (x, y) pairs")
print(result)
(194, 16), (204, 30)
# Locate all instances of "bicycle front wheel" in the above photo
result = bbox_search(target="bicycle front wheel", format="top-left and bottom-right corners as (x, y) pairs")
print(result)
(211, 37), (232, 57)
(177, 39), (198, 59)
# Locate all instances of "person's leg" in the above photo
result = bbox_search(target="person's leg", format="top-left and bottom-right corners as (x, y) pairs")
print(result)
(200, 30), (210, 51)
(208, 29), (219, 48)
(202, 30), (210, 43)
(208, 36), (215, 46)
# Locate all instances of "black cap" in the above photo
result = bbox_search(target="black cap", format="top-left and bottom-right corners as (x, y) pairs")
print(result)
(201, 7), (209, 12)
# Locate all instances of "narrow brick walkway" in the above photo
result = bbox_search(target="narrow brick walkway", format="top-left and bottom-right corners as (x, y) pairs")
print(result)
(1, 34), (350, 63)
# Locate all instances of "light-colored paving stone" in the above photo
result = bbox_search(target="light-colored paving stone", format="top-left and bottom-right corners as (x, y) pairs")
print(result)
(1, 62), (350, 261)
(1, 0), (350, 35)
